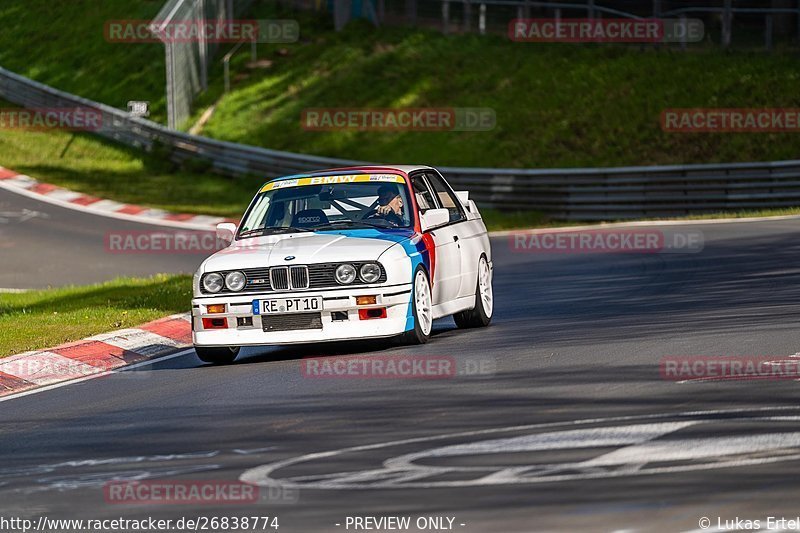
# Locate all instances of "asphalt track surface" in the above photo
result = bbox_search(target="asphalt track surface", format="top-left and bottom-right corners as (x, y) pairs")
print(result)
(0, 187), (204, 289)
(3, 187), (800, 532)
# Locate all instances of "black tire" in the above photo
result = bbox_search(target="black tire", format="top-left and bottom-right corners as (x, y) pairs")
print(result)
(195, 346), (240, 365)
(454, 256), (492, 329)
(399, 267), (432, 345)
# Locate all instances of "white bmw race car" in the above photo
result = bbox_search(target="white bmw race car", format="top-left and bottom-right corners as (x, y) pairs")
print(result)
(191, 165), (493, 364)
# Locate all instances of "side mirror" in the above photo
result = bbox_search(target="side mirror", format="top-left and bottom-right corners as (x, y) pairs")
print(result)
(216, 222), (237, 245)
(419, 208), (450, 232)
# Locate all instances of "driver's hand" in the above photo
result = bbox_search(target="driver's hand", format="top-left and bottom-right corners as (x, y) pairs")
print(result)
(376, 205), (392, 215)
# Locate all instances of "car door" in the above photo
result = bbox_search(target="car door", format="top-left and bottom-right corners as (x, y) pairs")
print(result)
(410, 172), (462, 307)
(423, 170), (477, 299)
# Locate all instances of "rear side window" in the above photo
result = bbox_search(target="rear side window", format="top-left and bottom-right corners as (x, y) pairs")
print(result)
(411, 174), (437, 213)
(425, 171), (466, 223)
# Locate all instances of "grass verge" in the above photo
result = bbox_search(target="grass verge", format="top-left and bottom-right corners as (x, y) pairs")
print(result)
(196, 7), (800, 168)
(0, 274), (191, 358)
(3, 0), (799, 169)
(0, 0), (168, 122)
(0, 103), (264, 217)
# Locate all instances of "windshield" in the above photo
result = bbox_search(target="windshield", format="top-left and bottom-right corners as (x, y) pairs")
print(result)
(238, 174), (413, 237)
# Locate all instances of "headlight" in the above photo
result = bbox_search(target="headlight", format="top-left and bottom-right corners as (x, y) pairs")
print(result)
(359, 263), (381, 283)
(202, 272), (224, 293)
(335, 264), (357, 284)
(225, 271), (246, 292)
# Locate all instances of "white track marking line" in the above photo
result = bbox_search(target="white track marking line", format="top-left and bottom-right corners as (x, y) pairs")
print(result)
(0, 180), (218, 231)
(240, 406), (800, 488)
(0, 348), (195, 403)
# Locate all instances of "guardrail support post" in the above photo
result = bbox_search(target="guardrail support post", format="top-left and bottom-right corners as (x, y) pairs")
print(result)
(479, 3), (486, 35)
(680, 14), (687, 50)
(406, 0), (417, 25)
(224, 58), (230, 93)
(166, 43), (177, 129)
(198, 0), (208, 91)
(652, 0), (662, 50)
(588, 0), (595, 20)
(333, 0), (350, 31)
(442, 0), (450, 34)
(463, 0), (471, 33)
(766, 14), (773, 51)
(722, 0), (732, 48)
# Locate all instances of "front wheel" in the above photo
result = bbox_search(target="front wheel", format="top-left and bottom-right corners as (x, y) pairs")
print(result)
(399, 267), (433, 345)
(454, 255), (493, 329)
(195, 346), (240, 365)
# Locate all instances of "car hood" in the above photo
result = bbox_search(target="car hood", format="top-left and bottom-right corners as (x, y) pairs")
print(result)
(201, 228), (416, 272)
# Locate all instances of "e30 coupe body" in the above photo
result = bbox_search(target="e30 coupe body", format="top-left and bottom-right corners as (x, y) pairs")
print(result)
(191, 165), (493, 364)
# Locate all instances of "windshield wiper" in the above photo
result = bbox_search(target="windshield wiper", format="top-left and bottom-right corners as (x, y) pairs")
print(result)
(238, 226), (314, 238)
(321, 219), (400, 229)
(314, 220), (378, 230)
(358, 218), (395, 228)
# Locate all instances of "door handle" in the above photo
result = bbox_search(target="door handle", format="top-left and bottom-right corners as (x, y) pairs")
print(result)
(453, 235), (459, 242)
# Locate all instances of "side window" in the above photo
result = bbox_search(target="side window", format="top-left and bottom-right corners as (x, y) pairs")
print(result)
(411, 174), (436, 213)
(425, 171), (466, 223)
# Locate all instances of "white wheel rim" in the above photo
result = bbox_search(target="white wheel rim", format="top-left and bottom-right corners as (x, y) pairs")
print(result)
(478, 257), (493, 317)
(415, 271), (432, 335)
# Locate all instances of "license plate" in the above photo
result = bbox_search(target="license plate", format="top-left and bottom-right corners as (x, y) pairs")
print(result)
(253, 296), (322, 315)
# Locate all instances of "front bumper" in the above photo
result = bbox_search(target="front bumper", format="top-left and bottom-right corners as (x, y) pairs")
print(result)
(191, 284), (413, 347)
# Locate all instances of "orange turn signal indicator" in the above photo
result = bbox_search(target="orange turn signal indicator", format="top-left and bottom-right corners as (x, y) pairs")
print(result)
(356, 295), (377, 306)
(206, 304), (226, 314)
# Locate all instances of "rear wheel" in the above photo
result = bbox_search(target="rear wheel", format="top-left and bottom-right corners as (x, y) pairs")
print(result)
(454, 255), (493, 328)
(399, 267), (432, 345)
(195, 346), (240, 365)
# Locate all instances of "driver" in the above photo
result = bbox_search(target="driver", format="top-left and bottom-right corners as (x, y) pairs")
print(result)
(369, 185), (404, 226)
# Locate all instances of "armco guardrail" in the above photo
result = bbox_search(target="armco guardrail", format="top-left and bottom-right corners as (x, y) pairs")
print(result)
(2, 66), (799, 221)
